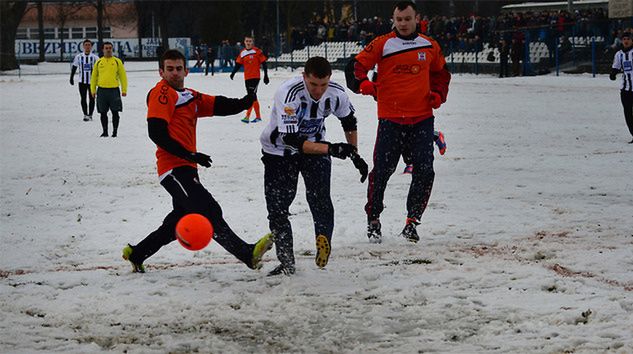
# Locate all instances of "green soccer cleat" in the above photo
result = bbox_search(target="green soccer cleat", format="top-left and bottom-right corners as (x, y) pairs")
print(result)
(122, 244), (145, 273)
(251, 233), (274, 270)
(315, 234), (331, 269)
(241, 117), (250, 124)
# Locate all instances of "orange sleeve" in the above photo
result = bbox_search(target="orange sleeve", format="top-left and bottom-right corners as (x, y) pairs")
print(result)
(355, 36), (383, 71)
(236, 50), (243, 64)
(147, 84), (176, 122)
(259, 50), (267, 63)
(430, 40), (447, 72)
(196, 93), (216, 117)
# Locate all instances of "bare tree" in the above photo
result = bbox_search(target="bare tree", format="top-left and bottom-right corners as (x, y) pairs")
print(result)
(0, 1), (28, 71)
(37, 1), (45, 62)
(54, 2), (84, 61)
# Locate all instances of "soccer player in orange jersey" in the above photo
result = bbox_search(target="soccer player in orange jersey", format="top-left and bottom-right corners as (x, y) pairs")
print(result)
(345, 1), (451, 244)
(121, 49), (274, 273)
(230, 36), (269, 123)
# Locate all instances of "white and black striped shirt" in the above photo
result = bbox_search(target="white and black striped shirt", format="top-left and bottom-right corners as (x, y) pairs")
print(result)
(72, 52), (100, 85)
(260, 76), (355, 156)
(612, 47), (633, 92)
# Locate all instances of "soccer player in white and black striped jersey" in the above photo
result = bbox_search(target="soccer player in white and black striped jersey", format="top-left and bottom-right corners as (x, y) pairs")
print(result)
(70, 39), (99, 121)
(610, 31), (633, 143)
(260, 57), (369, 276)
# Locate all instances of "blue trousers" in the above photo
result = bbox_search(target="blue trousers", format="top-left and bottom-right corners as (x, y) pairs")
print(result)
(262, 152), (334, 267)
(365, 118), (435, 222)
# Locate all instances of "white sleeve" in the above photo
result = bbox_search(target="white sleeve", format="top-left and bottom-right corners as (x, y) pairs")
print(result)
(334, 91), (354, 118)
(72, 54), (80, 67)
(273, 88), (300, 134)
(612, 52), (622, 70)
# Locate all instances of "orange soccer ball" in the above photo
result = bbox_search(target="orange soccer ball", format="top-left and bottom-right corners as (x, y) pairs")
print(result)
(175, 213), (214, 251)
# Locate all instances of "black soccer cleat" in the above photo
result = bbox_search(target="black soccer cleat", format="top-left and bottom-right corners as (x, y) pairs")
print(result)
(401, 218), (420, 243)
(367, 220), (382, 244)
(267, 263), (295, 276)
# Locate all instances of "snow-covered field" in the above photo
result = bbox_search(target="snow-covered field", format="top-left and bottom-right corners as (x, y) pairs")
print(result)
(1, 62), (632, 353)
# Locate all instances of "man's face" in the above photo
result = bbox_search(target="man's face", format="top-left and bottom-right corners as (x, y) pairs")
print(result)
(244, 37), (254, 49)
(83, 42), (92, 54)
(393, 5), (419, 37)
(623, 36), (632, 48)
(302, 72), (330, 101)
(160, 58), (188, 89)
(103, 44), (113, 57)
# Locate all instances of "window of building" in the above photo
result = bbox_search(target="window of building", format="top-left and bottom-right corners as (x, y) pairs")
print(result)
(71, 27), (84, 39)
(85, 27), (97, 38)
(59, 28), (69, 39)
(103, 27), (112, 38)
(16, 28), (28, 39)
(44, 28), (55, 39)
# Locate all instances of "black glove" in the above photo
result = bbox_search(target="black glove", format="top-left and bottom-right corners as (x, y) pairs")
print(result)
(190, 152), (212, 168)
(70, 77), (74, 85)
(351, 153), (368, 183)
(263, 74), (270, 85)
(609, 73), (617, 81)
(230, 72), (235, 80)
(328, 143), (356, 160)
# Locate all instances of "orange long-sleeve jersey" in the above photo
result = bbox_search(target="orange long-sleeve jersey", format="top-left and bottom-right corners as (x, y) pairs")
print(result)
(352, 31), (450, 123)
(236, 47), (267, 80)
(146, 79), (216, 176)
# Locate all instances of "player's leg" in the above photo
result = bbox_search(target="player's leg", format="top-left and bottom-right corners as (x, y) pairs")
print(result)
(111, 88), (123, 137)
(403, 117), (435, 242)
(364, 119), (404, 242)
(263, 152), (300, 274)
(78, 83), (89, 119)
(621, 90), (633, 141)
(244, 79), (261, 122)
(88, 85), (95, 119)
(300, 154), (333, 268)
(96, 88), (109, 137)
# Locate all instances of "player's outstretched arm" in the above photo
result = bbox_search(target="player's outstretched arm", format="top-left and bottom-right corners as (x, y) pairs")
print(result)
(213, 94), (255, 116)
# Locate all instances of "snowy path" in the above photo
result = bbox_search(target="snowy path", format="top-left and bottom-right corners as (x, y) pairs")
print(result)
(1, 64), (632, 353)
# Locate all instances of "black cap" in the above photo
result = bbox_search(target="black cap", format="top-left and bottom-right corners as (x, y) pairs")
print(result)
(622, 32), (631, 39)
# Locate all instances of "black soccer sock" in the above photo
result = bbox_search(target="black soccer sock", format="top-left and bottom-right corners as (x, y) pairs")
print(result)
(100, 113), (108, 134)
(112, 112), (120, 134)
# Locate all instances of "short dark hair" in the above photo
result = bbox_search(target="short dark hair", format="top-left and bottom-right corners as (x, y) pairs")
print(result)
(159, 49), (186, 69)
(304, 56), (331, 78)
(393, 1), (417, 13)
(82, 39), (92, 45)
(102, 41), (113, 48)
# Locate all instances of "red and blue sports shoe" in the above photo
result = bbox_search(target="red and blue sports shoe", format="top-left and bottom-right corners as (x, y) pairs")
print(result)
(434, 131), (446, 155)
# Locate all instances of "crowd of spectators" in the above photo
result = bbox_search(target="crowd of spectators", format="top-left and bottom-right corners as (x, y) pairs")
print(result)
(283, 7), (629, 56)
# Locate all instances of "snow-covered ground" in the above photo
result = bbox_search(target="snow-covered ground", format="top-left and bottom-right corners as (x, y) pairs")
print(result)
(1, 62), (632, 353)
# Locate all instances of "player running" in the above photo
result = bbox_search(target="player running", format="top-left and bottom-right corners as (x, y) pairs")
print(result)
(230, 36), (269, 123)
(260, 57), (368, 276)
(122, 49), (273, 273)
(345, 1), (451, 243)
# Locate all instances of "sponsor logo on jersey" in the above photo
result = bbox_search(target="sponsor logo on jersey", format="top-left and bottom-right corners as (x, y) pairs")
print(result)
(393, 64), (422, 74)
(624, 60), (632, 72)
(284, 106), (295, 116)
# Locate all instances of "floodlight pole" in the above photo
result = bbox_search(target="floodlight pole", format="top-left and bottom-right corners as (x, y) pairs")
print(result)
(568, 0), (573, 12)
(276, 0), (280, 70)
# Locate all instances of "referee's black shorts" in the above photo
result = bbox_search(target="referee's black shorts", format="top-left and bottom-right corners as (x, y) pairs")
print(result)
(96, 87), (123, 113)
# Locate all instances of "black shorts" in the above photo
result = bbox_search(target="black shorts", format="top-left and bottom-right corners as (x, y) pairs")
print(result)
(245, 78), (260, 97)
(97, 87), (123, 113)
